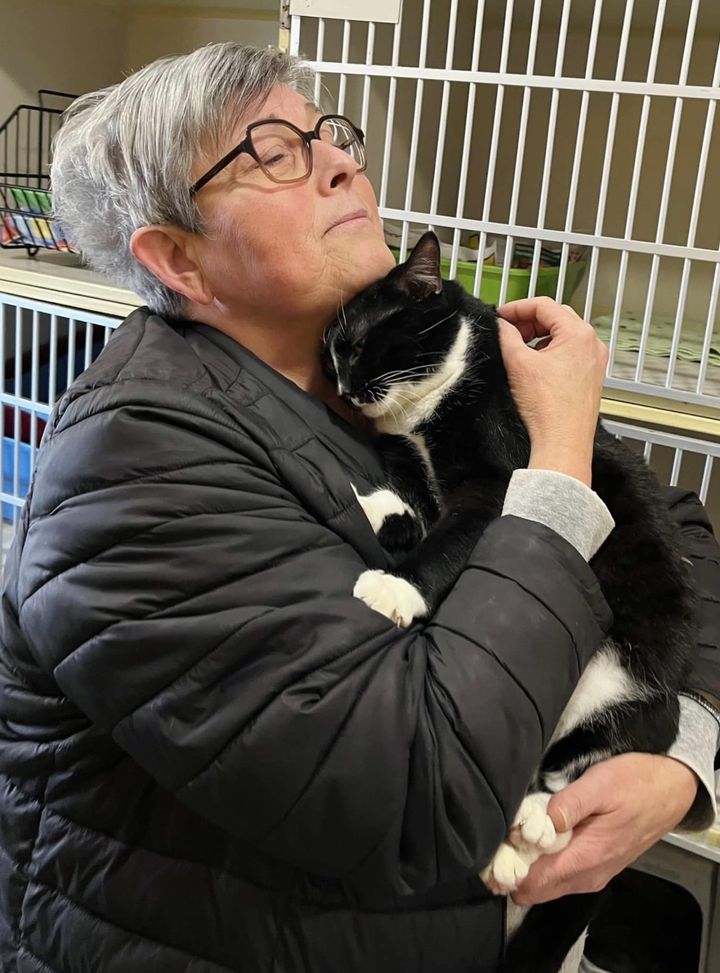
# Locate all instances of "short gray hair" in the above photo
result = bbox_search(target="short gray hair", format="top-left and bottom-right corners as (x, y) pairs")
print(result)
(51, 43), (317, 318)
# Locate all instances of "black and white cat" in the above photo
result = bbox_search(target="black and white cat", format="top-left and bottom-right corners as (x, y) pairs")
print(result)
(323, 232), (696, 973)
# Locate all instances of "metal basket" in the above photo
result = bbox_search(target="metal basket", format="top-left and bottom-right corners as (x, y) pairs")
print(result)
(0, 90), (77, 256)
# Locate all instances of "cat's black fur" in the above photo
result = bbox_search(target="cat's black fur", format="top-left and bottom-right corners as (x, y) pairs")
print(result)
(323, 232), (696, 973)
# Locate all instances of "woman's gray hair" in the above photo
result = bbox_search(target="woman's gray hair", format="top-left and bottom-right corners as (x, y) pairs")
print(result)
(50, 43), (317, 318)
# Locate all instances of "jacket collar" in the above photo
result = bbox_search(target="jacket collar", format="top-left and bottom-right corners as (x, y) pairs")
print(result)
(192, 323), (386, 488)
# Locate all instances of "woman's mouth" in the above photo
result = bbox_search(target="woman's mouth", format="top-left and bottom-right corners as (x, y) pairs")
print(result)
(326, 209), (368, 233)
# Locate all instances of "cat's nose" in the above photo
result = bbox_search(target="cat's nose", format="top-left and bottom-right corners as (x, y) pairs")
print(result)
(337, 379), (348, 397)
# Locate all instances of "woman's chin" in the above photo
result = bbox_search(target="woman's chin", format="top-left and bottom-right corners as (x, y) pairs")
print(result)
(344, 243), (396, 296)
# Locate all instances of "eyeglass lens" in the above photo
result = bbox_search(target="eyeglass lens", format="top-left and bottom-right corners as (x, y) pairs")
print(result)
(250, 117), (364, 184)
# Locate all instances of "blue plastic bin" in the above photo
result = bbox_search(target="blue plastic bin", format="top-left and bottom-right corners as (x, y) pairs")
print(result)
(2, 437), (31, 521)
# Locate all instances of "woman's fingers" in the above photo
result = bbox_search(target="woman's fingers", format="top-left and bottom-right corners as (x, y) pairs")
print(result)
(496, 298), (608, 483)
(497, 296), (583, 342)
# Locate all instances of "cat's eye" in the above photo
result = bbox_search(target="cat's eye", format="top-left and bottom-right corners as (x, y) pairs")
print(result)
(353, 341), (364, 356)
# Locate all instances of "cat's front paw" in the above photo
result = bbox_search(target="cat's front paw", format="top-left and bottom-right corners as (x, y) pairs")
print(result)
(511, 793), (570, 854)
(480, 842), (533, 895)
(353, 570), (428, 627)
(480, 794), (573, 895)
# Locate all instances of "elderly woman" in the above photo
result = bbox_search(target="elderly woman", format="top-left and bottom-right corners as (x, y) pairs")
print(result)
(0, 42), (718, 973)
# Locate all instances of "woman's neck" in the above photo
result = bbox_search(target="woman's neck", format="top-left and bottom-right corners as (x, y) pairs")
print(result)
(205, 315), (370, 435)
(291, 365), (371, 436)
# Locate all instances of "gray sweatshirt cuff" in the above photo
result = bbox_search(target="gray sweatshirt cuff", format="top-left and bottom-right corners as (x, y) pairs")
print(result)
(501, 468), (615, 561)
(668, 695), (720, 832)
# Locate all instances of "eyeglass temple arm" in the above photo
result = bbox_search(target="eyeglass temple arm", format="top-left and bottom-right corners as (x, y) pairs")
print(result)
(190, 140), (249, 196)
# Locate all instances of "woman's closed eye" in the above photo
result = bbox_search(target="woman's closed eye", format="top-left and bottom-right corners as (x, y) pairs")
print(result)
(260, 151), (289, 168)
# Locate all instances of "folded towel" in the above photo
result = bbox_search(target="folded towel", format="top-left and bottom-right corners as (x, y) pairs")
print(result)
(592, 312), (720, 368)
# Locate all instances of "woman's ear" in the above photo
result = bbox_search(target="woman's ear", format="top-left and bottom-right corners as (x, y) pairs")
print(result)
(130, 225), (214, 306)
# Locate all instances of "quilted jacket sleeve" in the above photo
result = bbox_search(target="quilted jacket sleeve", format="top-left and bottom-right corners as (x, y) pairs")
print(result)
(11, 388), (612, 896)
(664, 487), (720, 717)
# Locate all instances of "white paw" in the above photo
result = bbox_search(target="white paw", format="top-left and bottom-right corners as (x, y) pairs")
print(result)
(353, 570), (428, 627)
(512, 792), (573, 855)
(480, 793), (573, 895)
(351, 484), (415, 535)
(481, 842), (534, 894)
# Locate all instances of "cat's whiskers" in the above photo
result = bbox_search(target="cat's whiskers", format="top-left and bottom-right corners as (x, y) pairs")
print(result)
(380, 361), (445, 383)
(373, 368), (423, 383)
(334, 295), (349, 339)
(416, 309), (457, 337)
(385, 367), (437, 383)
(382, 387), (418, 425)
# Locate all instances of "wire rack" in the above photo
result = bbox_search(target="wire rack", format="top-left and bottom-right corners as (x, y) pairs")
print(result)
(0, 89), (77, 256)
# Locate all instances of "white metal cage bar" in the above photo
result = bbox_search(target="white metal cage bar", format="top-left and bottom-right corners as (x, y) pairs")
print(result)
(666, 36), (720, 390)
(449, 0), (486, 280)
(379, 15), (403, 211)
(633, 0), (701, 383)
(472, 0), (515, 300)
(428, 0), (459, 220)
(582, 0), (635, 323)
(399, 0), (432, 260)
(499, 0), (546, 306)
(605, 0), (664, 375)
(360, 21), (376, 135)
(603, 419), (720, 505)
(292, 62), (720, 101)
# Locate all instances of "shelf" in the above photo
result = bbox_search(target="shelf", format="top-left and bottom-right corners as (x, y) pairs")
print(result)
(65, 0), (279, 16)
(665, 829), (720, 867)
(0, 249), (140, 319)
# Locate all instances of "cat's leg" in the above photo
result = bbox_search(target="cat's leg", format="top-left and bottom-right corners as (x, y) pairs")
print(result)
(501, 892), (608, 973)
(350, 481), (430, 627)
(351, 484), (423, 554)
(351, 433), (437, 562)
(356, 482), (505, 626)
(498, 643), (686, 971)
(354, 506), (488, 626)
(538, 639), (680, 796)
(483, 640), (645, 896)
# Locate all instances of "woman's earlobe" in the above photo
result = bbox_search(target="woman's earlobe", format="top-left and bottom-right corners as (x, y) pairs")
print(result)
(130, 225), (214, 306)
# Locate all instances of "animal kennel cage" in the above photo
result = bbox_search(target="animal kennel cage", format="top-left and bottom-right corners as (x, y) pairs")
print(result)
(285, 0), (720, 408)
(0, 292), (117, 561)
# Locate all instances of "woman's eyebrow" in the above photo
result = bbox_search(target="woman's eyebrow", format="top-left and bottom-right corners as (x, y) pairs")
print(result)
(261, 103), (322, 123)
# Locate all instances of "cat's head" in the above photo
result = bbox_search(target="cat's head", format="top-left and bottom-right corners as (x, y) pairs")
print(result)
(323, 231), (475, 427)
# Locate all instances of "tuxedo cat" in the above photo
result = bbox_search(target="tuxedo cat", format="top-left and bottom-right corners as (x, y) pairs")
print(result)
(323, 232), (696, 973)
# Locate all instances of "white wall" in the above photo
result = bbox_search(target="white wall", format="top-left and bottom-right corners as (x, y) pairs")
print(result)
(0, 0), (279, 128)
(125, 7), (277, 73)
(0, 0), (126, 126)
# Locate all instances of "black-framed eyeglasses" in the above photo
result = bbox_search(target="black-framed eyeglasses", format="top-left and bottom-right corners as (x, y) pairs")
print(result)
(189, 113), (367, 195)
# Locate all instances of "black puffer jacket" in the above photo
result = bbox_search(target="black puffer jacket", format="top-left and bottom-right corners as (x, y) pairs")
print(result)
(0, 309), (717, 973)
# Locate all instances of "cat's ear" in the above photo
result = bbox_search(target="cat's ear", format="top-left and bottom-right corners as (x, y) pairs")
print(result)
(392, 231), (443, 299)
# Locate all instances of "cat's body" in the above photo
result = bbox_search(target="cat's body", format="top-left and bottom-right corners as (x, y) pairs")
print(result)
(323, 233), (696, 973)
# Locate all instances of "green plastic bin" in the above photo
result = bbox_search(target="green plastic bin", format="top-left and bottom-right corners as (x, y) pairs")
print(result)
(390, 247), (586, 305)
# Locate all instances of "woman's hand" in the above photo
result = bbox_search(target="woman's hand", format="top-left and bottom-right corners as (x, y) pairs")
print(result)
(511, 753), (699, 905)
(498, 298), (608, 486)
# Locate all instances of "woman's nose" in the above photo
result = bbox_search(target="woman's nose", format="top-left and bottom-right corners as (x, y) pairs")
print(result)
(314, 142), (360, 192)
